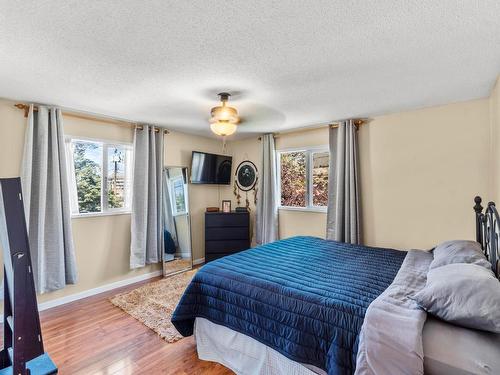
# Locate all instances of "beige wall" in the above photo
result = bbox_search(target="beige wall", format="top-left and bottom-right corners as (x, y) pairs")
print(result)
(0, 99), (160, 305)
(221, 138), (261, 244)
(279, 210), (327, 239)
(275, 128), (330, 239)
(491, 77), (500, 203)
(220, 129), (332, 241)
(0, 98), (224, 306)
(361, 99), (490, 249)
(0, 100), (26, 177)
(165, 131), (226, 260)
(226, 99), (492, 251)
(0, 90), (497, 306)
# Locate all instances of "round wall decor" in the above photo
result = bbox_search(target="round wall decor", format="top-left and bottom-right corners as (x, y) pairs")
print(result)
(235, 161), (258, 191)
(233, 160), (259, 210)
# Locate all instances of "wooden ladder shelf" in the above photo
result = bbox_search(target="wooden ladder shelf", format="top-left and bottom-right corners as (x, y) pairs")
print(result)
(0, 178), (57, 375)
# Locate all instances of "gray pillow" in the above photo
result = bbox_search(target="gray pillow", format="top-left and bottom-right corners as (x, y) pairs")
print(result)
(431, 240), (491, 270)
(413, 263), (500, 333)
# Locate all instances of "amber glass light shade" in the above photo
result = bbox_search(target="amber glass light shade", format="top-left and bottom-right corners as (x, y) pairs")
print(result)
(210, 121), (237, 136)
(209, 93), (239, 136)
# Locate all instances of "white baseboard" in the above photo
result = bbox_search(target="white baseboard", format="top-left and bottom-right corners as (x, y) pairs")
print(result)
(37, 270), (162, 312)
(193, 257), (205, 266)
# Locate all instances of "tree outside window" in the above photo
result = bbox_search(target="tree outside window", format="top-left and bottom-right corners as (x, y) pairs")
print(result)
(67, 138), (132, 215)
(312, 152), (329, 207)
(280, 152), (307, 207)
(278, 148), (329, 210)
(73, 141), (102, 213)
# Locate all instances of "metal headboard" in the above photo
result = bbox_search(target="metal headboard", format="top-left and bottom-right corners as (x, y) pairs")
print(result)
(474, 196), (500, 279)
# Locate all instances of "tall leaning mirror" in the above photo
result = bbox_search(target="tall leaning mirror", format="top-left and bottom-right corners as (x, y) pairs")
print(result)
(162, 166), (193, 276)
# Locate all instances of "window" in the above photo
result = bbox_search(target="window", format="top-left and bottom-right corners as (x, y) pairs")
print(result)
(66, 138), (133, 216)
(170, 175), (188, 216)
(278, 147), (329, 211)
(312, 151), (329, 207)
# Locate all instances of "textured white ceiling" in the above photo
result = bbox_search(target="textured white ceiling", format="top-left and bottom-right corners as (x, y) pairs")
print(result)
(1, 1), (499, 139)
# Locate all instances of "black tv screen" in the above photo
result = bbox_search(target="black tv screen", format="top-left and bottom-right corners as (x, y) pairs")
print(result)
(190, 151), (232, 185)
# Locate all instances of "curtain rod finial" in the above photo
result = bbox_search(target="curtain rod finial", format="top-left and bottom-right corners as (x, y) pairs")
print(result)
(15, 103), (30, 117)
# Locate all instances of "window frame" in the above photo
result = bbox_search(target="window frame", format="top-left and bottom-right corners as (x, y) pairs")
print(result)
(277, 145), (329, 213)
(169, 174), (189, 217)
(65, 136), (134, 218)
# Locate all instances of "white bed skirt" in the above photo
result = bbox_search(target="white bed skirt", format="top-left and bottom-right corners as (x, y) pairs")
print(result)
(194, 315), (500, 375)
(194, 317), (326, 375)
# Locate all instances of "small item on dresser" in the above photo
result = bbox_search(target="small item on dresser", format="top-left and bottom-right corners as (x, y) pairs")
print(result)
(235, 206), (249, 213)
(206, 207), (220, 212)
(222, 200), (231, 213)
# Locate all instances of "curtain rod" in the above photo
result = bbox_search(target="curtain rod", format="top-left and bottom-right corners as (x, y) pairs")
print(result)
(14, 103), (170, 134)
(257, 118), (368, 140)
(330, 118), (367, 128)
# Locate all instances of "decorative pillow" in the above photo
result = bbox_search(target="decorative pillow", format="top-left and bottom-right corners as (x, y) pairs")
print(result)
(430, 240), (491, 270)
(413, 263), (500, 333)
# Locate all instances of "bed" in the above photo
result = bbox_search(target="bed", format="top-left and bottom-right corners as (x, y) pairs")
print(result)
(172, 197), (500, 374)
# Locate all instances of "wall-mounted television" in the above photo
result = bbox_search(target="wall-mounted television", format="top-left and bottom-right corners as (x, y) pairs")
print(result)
(190, 151), (232, 185)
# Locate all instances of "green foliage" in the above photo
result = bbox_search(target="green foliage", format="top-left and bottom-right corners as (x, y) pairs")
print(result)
(108, 188), (122, 209)
(74, 142), (102, 213)
(280, 152), (307, 207)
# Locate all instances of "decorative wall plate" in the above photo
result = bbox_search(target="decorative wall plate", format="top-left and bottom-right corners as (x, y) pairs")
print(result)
(235, 161), (258, 191)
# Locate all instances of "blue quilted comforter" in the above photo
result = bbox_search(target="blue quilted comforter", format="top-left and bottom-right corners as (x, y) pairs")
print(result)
(172, 236), (406, 374)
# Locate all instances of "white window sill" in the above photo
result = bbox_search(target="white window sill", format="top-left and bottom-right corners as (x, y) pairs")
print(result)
(278, 206), (327, 213)
(71, 211), (132, 219)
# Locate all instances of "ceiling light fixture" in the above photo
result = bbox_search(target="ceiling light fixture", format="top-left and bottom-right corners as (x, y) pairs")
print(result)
(209, 92), (239, 136)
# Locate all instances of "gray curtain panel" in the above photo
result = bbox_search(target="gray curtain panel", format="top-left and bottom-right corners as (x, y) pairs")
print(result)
(130, 125), (164, 268)
(326, 120), (360, 244)
(21, 105), (78, 293)
(162, 169), (178, 246)
(255, 133), (278, 245)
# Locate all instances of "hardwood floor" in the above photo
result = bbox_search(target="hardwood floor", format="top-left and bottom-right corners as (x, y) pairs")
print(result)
(1, 277), (234, 375)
